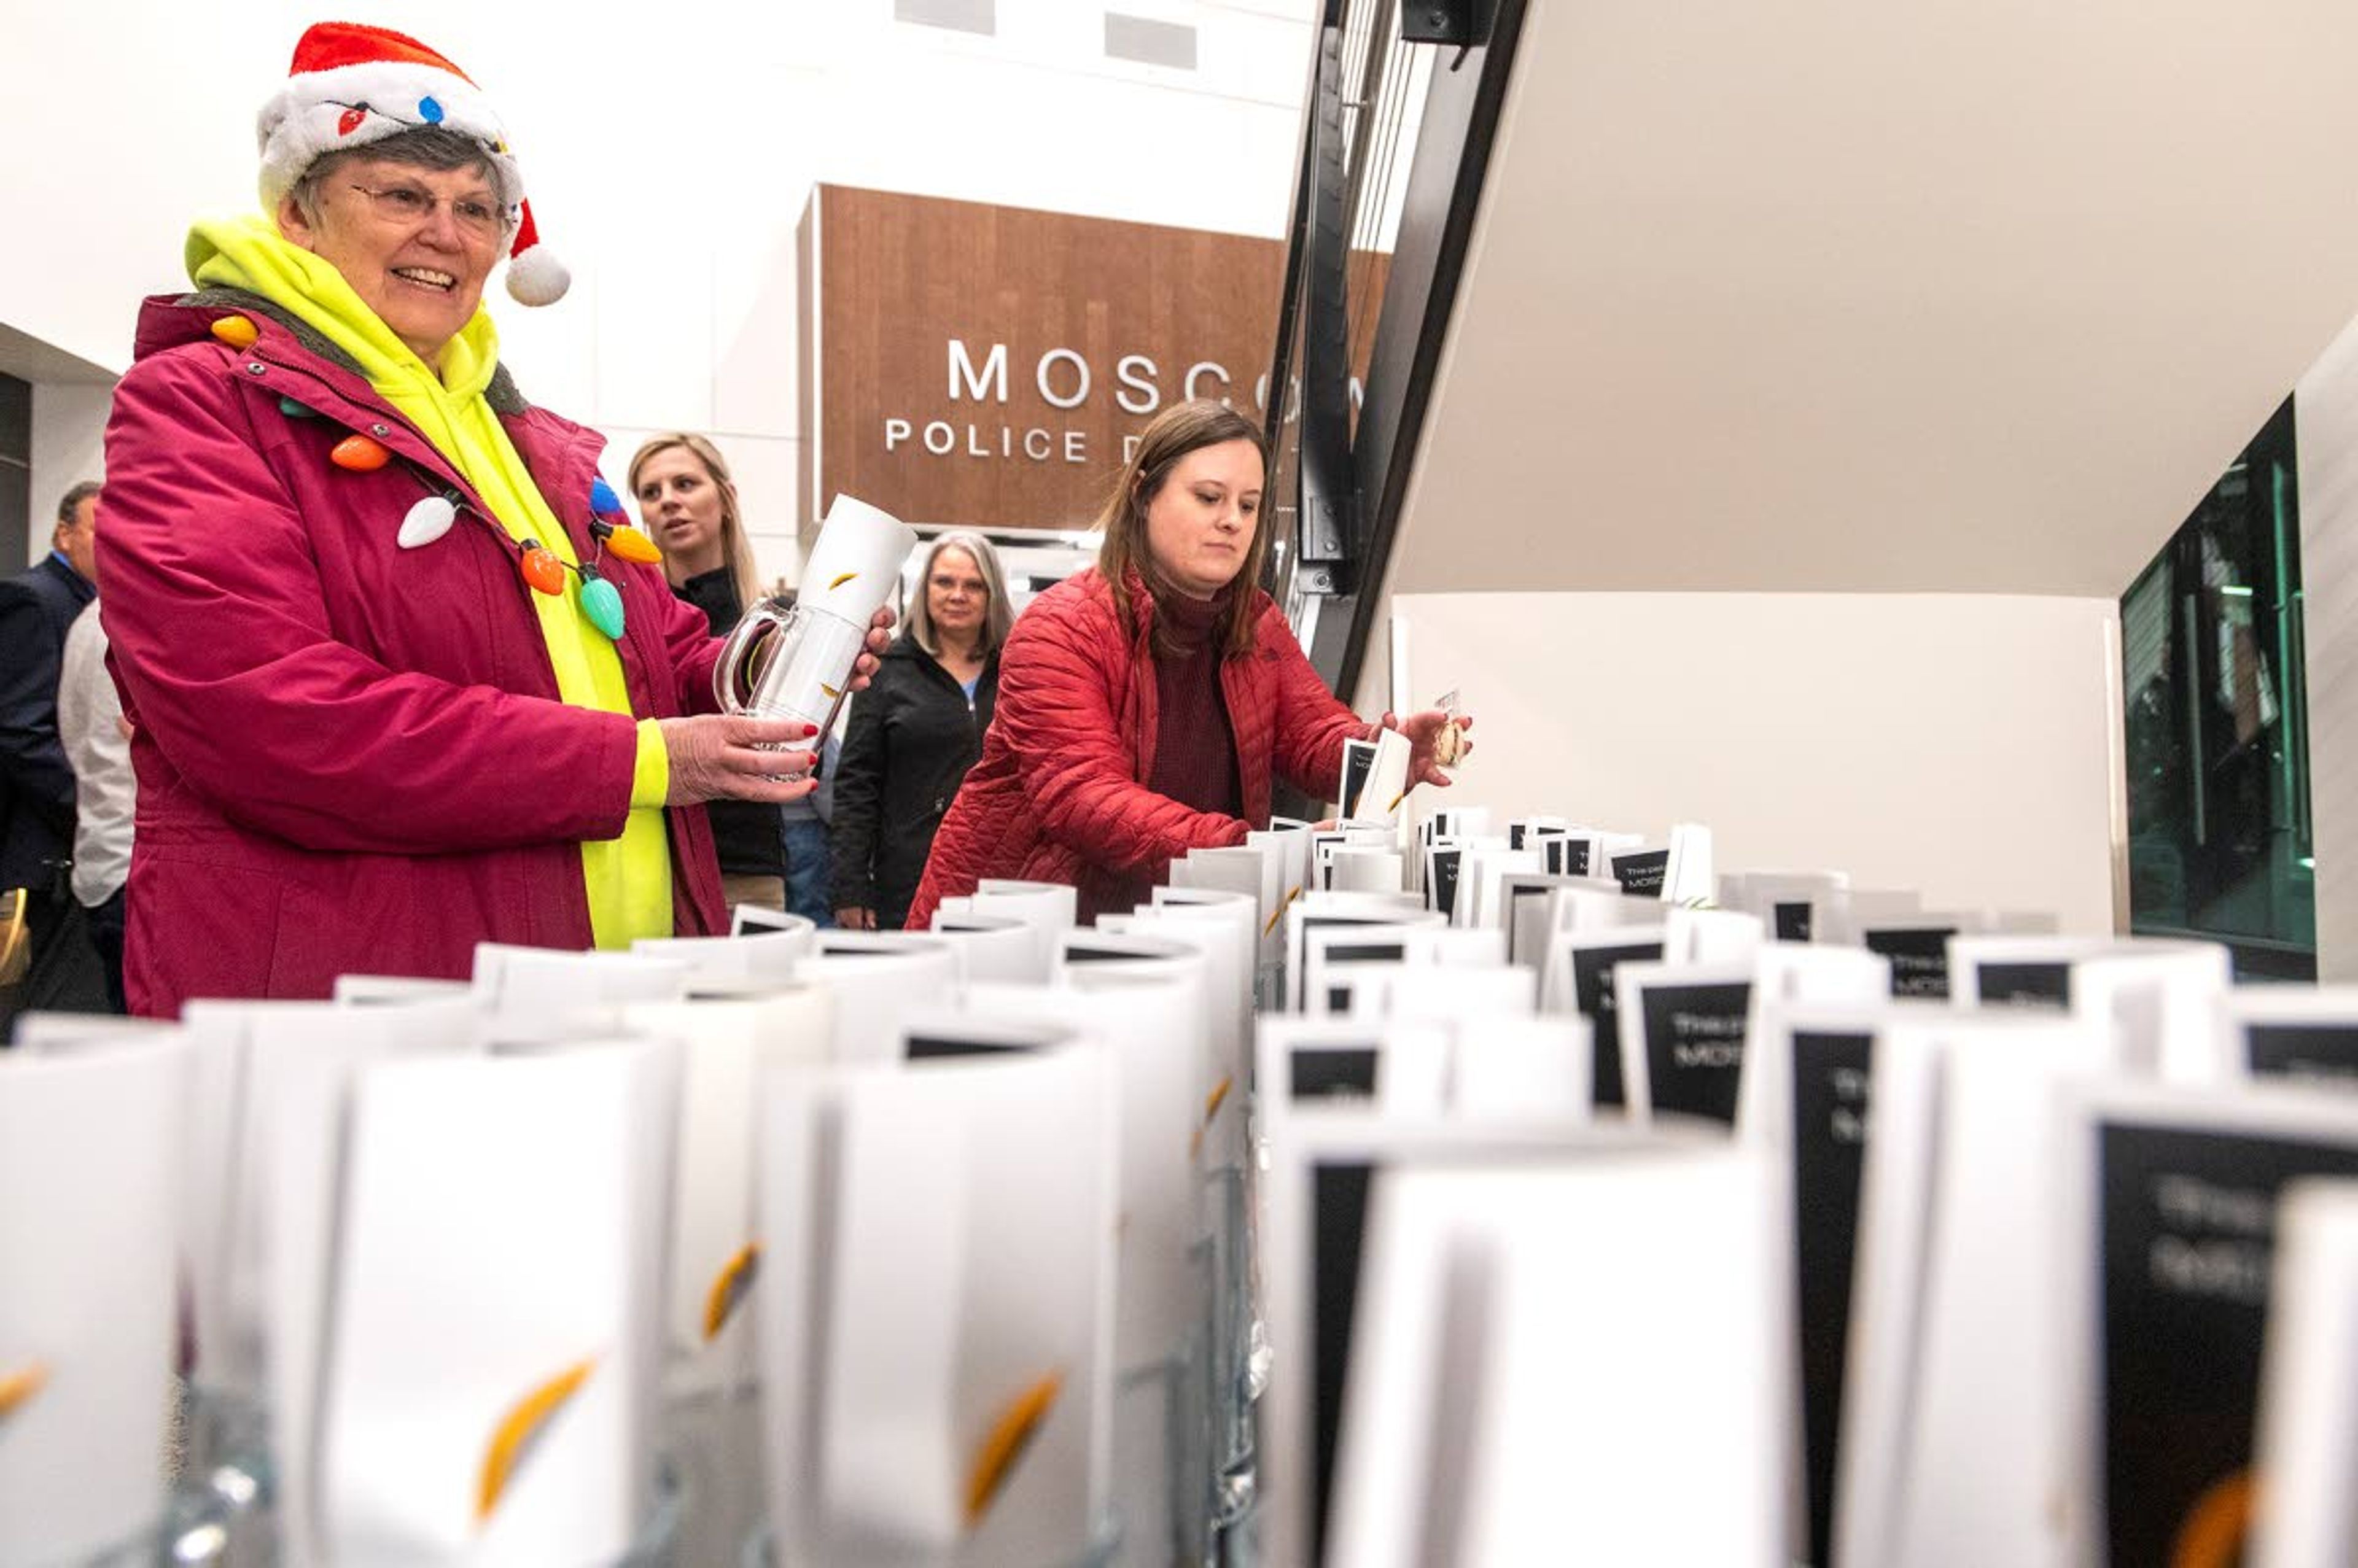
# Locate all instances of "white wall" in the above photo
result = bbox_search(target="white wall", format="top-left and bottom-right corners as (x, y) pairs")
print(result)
(2297, 316), (2358, 978)
(1372, 0), (2358, 602)
(25, 386), (112, 564)
(1382, 591), (2128, 934)
(0, 0), (1315, 578)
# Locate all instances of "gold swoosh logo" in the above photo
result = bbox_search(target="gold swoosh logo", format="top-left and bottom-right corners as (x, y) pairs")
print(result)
(477, 1358), (596, 1526)
(702, 1244), (761, 1342)
(1192, 1074), (1236, 1160)
(965, 1372), (1062, 1526)
(0, 1362), (49, 1419)
(1264, 885), (1301, 937)
(2170, 1470), (2252, 1568)
(829, 571), (858, 590)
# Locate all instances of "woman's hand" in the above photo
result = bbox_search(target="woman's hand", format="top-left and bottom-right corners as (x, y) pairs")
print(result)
(835, 906), (877, 931)
(845, 605), (894, 692)
(1383, 708), (1473, 791)
(661, 714), (820, 805)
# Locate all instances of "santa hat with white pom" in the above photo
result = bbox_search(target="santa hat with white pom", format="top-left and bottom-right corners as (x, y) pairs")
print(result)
(255, 20), (569, 306)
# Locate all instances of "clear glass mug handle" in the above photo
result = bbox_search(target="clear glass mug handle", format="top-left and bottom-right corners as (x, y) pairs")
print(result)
(712, 599), (800, 716)
(710, 597), (866, 747)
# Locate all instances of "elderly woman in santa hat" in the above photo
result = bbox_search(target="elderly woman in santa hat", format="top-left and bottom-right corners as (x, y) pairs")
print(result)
(96, 22), (882, 1016)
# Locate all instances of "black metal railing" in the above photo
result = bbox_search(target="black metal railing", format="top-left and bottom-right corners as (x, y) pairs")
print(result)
(1261, 0), (1529, 701)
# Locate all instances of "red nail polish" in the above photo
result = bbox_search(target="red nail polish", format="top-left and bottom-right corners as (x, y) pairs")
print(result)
(801, 722), (820, 737)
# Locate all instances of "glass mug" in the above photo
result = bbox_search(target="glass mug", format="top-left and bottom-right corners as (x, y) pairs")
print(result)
(712, 495), (916, 776)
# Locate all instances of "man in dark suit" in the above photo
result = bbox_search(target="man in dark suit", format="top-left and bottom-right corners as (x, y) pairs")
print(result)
(0, 481), (104, 1023)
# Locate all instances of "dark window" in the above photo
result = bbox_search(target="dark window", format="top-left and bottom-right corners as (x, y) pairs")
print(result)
(0, 373), (29, 567)
(2122, 398), (2314, 978)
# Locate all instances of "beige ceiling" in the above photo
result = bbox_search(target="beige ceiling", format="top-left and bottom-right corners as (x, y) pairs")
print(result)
(1382, 0), (2358, 599)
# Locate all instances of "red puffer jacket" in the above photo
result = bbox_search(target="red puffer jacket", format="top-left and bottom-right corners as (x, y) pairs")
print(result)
(906, 567), (1369, 927)
(101, 290), (728, 1015)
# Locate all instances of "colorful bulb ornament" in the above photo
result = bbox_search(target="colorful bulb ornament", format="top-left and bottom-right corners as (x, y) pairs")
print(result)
(518, 542), (569, 597)
(579, 567), (626, 640)
(399, 495), (457, 549)
(331, 434), (391, 472)
(604, 524), (661, 565)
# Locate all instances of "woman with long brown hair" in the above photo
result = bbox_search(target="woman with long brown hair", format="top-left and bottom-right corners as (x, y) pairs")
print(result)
(905, 399), (1463, 926)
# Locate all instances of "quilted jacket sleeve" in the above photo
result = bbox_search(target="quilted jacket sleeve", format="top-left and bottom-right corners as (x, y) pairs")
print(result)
(1000, 591), (1250, 876)
(1257, 600), (1376, 804)
(101, 350), (641, 854)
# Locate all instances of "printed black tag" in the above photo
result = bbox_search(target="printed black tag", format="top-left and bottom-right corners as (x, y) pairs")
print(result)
(1571, 942), (1664, 1108)
(1638, 981), (1753, 1124)
(1789, 1028), (1876, 1567)
(2098, 1122), (2358, 1568)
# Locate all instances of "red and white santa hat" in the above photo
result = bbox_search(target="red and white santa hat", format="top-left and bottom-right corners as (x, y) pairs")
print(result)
(255, 21), (569, 306)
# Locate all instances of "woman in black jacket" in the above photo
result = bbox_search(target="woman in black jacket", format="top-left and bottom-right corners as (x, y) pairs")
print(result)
(628, 432), (793, 910)
(831, 531), (1011, 930)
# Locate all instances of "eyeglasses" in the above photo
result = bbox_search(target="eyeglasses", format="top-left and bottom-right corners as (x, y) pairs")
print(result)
(346, 183), (506, 243)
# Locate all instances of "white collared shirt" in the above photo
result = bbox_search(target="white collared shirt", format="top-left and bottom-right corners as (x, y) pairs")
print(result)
(56, 602), (134, 906)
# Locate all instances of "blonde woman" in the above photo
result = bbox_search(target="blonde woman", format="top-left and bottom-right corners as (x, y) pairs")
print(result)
(628, 432), (763, 609)
(831, 532), (1013, 930)
(629, 432), (792, 910)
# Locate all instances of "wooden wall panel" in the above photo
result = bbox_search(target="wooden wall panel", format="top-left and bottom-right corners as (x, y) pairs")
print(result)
(809, 185), (1379, 533)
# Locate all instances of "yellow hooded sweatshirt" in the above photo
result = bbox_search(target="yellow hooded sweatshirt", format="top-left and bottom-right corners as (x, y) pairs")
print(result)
(187, 215), (672, 949)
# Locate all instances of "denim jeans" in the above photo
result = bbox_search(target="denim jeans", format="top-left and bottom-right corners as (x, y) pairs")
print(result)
(779, 817), (836, 928)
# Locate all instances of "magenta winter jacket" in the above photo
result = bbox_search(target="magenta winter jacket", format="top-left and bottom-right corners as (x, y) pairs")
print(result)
(100, 291), (729, 1015)
(906, 567), (1369, 927)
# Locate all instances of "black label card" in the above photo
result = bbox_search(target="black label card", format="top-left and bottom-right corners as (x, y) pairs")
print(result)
(1431, 850), (1463, 919)
(1774, 901), (1813, 942)
(1864, 927), (1956, 999)
(1610, 848), (1670, 895)
(1546, 837), (1592, 877)
(1638, 981), (1754, 1125)
(905, 1034), (1030, 1060)
(2099, 1122), (2358, 1568)
(1571, 942), (1664, 1108)
(2245, 1022), (2358, 1083)
(1291, 1047), (1380, 1103)
(1340, 740), (1376, 820)
(1509, 823), (1527, 850)
(1311, 1158), (1374, 1566)
(1327, 942), (1405, 965)
(1063, 945), (1143, 964)
(1789, 1028), (1876, 1568)
(1974, 960), (2071, 1009)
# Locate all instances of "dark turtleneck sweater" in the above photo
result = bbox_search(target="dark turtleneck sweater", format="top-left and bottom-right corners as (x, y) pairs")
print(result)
(1146, 589), (1242, 820)
(674, 565), (787, 879)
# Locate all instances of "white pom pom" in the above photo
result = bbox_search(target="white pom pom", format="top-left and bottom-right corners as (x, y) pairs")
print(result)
(506, 247), (571, 307)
